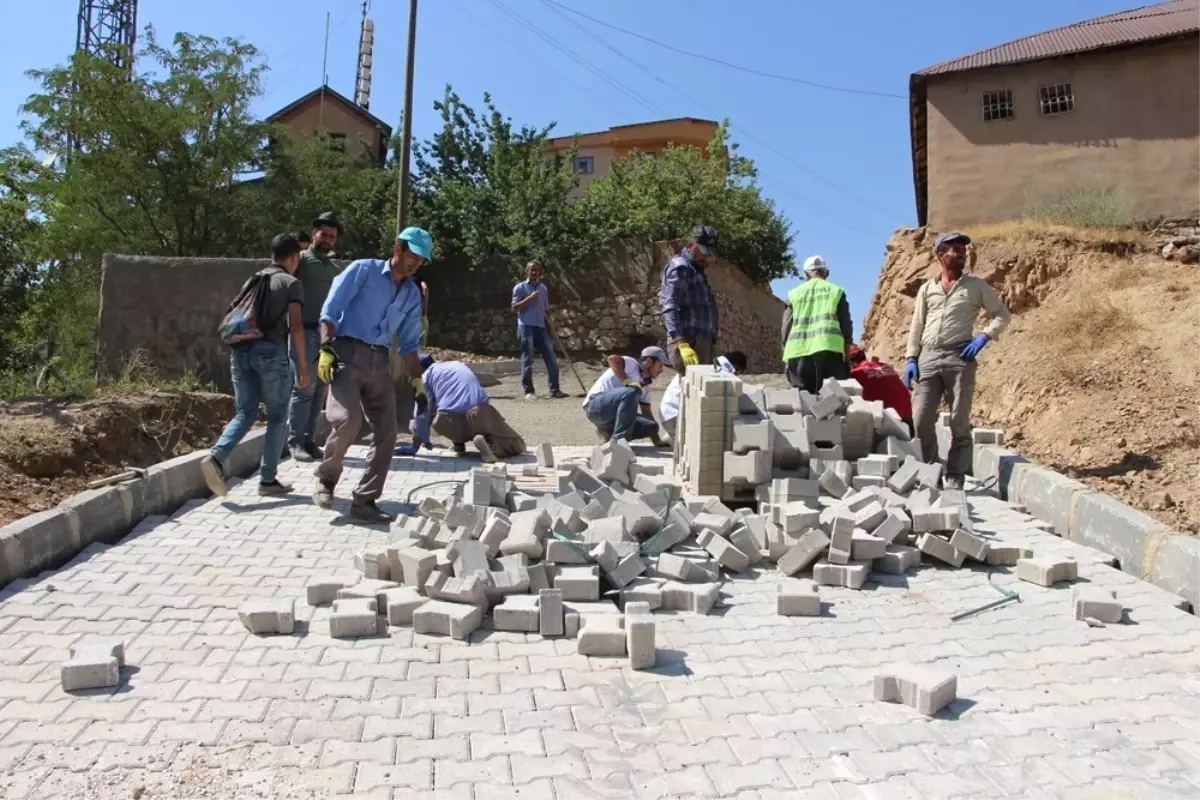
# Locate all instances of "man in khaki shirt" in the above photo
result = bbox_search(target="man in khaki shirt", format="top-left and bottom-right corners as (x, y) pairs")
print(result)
(903, 231), (1011, 487)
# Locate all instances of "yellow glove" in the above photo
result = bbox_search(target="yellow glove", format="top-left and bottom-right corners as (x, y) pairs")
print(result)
(623, 378), (640, 389)
(411, 377), (426, 398)
(677, 341), (699, 366)
(317, 347), (338, 383)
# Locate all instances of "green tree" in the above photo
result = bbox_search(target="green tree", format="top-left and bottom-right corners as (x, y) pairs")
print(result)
(0, 147), (45, 372)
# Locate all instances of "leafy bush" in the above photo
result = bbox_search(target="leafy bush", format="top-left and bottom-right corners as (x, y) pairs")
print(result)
(1024, 187), (1134, 229)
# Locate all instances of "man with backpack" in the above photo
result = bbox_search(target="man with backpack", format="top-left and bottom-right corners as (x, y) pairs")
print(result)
(313, 226), (433, 523)
(203, 233), (309, 498)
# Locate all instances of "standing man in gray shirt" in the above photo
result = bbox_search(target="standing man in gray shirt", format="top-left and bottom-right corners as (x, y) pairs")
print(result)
(286, 212), (342, 462)
(904, 231), (1011, 488)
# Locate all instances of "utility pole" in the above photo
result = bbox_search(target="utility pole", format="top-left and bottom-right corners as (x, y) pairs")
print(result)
(395, 0), (418, 231)
(319, 12), (331, 128)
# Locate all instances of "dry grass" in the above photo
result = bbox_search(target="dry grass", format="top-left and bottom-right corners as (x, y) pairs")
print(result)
(1035, 290), (1141, 380)
(970, 219), (1137, 246)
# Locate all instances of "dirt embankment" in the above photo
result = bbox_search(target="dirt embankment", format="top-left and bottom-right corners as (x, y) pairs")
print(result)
(0, 393), (235, 526)
(863, 222), (1199, 534)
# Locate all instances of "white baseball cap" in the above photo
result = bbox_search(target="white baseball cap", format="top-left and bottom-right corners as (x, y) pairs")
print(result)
(641, 346), (669, 364)
(803, 255), (828, 274)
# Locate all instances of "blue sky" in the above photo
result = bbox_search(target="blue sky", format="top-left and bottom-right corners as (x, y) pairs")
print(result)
(2, 0), (1135, 324)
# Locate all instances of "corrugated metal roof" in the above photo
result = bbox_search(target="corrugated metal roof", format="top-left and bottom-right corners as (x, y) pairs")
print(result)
(917, 0), (1199, 77)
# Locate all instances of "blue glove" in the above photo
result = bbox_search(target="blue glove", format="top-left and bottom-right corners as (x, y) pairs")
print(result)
(394, 443), (419, 457)
(903, 359), (919, 389)
(959, 335), (989, 361)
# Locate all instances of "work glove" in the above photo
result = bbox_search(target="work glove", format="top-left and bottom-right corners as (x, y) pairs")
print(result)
(677, 341), (699, 367)
(622, 378), (641, 390)
(411, 377), (426, 399)
(903, 359), (919, 389)
(959, 335), (989, 361)
(317, 345), (339, 384)
(394, 443), (419, 457)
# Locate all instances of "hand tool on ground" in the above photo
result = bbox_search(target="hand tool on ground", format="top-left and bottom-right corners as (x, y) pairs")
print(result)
(951, 573), (1020, 622)
(551, 330), (589, 397)
(86, 466), (147, 490)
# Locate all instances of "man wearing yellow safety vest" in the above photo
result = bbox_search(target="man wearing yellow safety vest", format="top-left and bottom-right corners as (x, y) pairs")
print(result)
(781, 255), (853, 393)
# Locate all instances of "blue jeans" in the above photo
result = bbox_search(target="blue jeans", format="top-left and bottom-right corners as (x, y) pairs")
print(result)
(585, 387), (658, 443)
(212, 340), (291, 483)
(519, 325), (560, 395)
(287, 328), (327, 448)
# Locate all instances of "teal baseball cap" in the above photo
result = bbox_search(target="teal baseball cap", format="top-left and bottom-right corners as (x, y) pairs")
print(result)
(397, 226), (433, 260)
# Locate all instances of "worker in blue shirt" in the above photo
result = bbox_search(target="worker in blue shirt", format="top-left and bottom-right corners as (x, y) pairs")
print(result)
(399, 355), (526, 463)
(312, 226), (433, 522)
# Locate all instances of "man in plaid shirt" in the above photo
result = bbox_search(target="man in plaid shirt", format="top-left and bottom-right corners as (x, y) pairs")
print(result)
(659, 225), (719, 374)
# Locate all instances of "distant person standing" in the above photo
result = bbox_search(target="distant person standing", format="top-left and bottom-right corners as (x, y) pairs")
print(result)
(904, 231), (1011, 489)
(781, 255), (852, 393)
(660, 225), (720, 375)
(203, 234), (309, 498)
(512, 260), (566, 400)
(286, 212), (342, 463)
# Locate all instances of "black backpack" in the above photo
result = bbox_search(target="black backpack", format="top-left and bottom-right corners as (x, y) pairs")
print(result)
(218, 267), (281, 346)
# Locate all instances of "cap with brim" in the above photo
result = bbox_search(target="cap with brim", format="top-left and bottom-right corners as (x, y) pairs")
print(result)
(418, 354), (435, 370)
(397, 226), (434, 260)
(640, 346), (669, 364)
(312, 212), (341, 232)
(934, 231), (971, 250)
(691, 225), (719, 256)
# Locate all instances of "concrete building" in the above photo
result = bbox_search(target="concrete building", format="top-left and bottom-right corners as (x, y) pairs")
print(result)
(910, 0), (1200, 228)
(545, 118), (719, 197)
(266, 85), (393, 165)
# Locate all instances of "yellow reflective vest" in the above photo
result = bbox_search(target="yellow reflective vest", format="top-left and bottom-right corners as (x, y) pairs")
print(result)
(782, 278), (845, 360)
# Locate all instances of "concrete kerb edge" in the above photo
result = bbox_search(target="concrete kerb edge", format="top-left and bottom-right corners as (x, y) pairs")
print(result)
(973, 443), (1197, 613)
(0, 429), (267, 590)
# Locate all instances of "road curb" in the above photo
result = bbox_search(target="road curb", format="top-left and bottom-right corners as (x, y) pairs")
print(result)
(973, 443), (1197, 612)
(0, 430), (266, 589)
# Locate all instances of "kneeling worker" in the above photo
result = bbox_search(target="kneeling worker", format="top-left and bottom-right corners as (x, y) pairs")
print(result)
(848, 344), (913, 432)
(658, 350), (747, 442)
(401, 355), (525, 463)
(583, 347), (668, 443)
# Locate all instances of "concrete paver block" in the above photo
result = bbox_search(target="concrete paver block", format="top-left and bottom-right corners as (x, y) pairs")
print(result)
(873, 508), (912, 544)
(433, 574), (489, 607)
(625, 612), (656, 670)
(554, 565), (600, 602)
(661, 580), (722, 614)
(608, 552), (647, 588)
(828, 528), (853, 565)
(539, 588), (564, 636)
(544, 539), (589, 565)
(412, 599), (484, 640)
(485, 565), (530, 602)
(781, 502), (821, 534)
(692, 512), (734, 537)
(506, 490), (537, 512)
(723, 450), (772, 486)
(337, 578), (400, 606)
(448, 539), (490, 577)
(1071, 585), (1123, 623)
(353, 547), (391, 580)
(731, 418), (772, 454)
(813, 560), (869, 589)
(702, 531), (750, 573)
(583, 516), (633, 546)
(949, 529), (990, 562)
(654, 552), (695, 581)
(851, 531), (888, 561)
(306, 576), (352, 606)
(330, 598), (380, 639)
(380, 587), (427, 626)
(777, 578), (820, 616)
(478, 517), (511, 558)
(856, 454), (894, 478)
(577, 616), (626, 657)
(887, 459), (920, 494)
(389, 546), (439, 588)
(778, 529), (830, 576)
(986, 545), (1033, 567)
(818, 465), (850, 498)
(873, 545), (921, 575)
(61, 638), (126, 692)
(590, 540), (620, 573)
(418, 496), (447, 519)
(501, 509), (550, 559)
(917, 534), (966, 568)
(912, 507), (960, 533)
(527, 562), (550, 593)
(729, 525), (763, 565)
(237, 598), (296, 635)
(1017, 557), (1079, 587)
(854, 502), (887, 533)
(620, 577), (664, 610)
(535, 443), (555, 468)
(493, 594), (541, 632)
(873, 665), (957, 715)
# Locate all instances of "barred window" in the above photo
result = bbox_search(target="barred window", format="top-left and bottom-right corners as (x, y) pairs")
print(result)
(982, 90), (1014, 121)
(1039, 83), (1074, 115)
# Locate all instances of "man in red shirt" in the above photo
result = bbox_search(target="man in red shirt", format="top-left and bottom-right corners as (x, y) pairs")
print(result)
(849, 345), (913, 431)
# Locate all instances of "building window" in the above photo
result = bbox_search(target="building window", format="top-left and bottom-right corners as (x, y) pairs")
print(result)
(981, 90), (1014, 121)
(572, 155), (594, 175)
(328, 132), (347, 152)
(1039, 83), (1074, 115)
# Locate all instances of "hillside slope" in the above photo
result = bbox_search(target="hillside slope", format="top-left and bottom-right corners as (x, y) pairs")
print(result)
(863, 223), (1198, 533)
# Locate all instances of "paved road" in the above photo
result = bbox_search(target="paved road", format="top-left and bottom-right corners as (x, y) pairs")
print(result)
(1, 445), (1198, 799)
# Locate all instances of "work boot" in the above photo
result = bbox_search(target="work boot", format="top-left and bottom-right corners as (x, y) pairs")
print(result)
(650, 432), (670, 448)
(200, 455), (228, 498)
(290, 445), (313, 463)
(312, 481), (335, 509)
(943, 475), (964, 490)
(473, 434), (498, 464)
(452, 442), (467, 457)
(258, 479), (293, 497)
(549, 390), (569, 399)
(524, 392), (537, 401)
(351, 500), (395, 524)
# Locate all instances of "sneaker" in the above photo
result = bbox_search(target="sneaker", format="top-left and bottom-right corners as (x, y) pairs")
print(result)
(290, 445), (314, 463)
(312, 482), (335, 509)
(351, 501), (395, 524)
(303, 442), (324, 461)
(258, 479), (293, 497)
(473, 434), (498, 464)
(549, 390), (569, 399)
(200, 455), (228, 497)
(524, 393), (537, 401)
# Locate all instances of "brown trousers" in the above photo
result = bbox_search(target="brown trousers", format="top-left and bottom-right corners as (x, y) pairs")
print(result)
(432, 403), (526, 458)
(316, 338), (397, 503)
(669, 334), (714, 376)
(911, 345), (977, 478)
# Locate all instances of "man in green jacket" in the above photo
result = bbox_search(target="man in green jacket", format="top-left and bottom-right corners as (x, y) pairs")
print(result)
(781, 255), (853, 393)
(286, 212), (343, 462)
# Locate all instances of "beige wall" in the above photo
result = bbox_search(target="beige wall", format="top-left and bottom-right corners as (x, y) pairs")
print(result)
(274, 93), (385, 161)
(926, 37), (1200, 228)
(566, 146), (616, 198)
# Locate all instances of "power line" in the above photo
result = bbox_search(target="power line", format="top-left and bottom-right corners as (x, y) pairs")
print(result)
(534, 0), (894, 225)
(541, 0), (906, 100)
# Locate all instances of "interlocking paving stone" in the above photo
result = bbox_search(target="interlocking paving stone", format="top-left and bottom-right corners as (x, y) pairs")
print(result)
(0, 446), (1197, 797)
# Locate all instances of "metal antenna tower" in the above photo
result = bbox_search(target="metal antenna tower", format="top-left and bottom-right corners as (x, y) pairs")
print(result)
(355, 0), (376, 110)
(76, 0), (138, 74)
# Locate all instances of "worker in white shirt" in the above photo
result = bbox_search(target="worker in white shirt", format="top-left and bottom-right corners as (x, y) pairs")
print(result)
(658, 350), (747, 443)
(582, 346), (669, 443)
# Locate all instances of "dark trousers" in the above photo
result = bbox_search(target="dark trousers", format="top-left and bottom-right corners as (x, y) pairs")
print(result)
(786, 350), (849, 394)
(669, 333), (714, 376)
